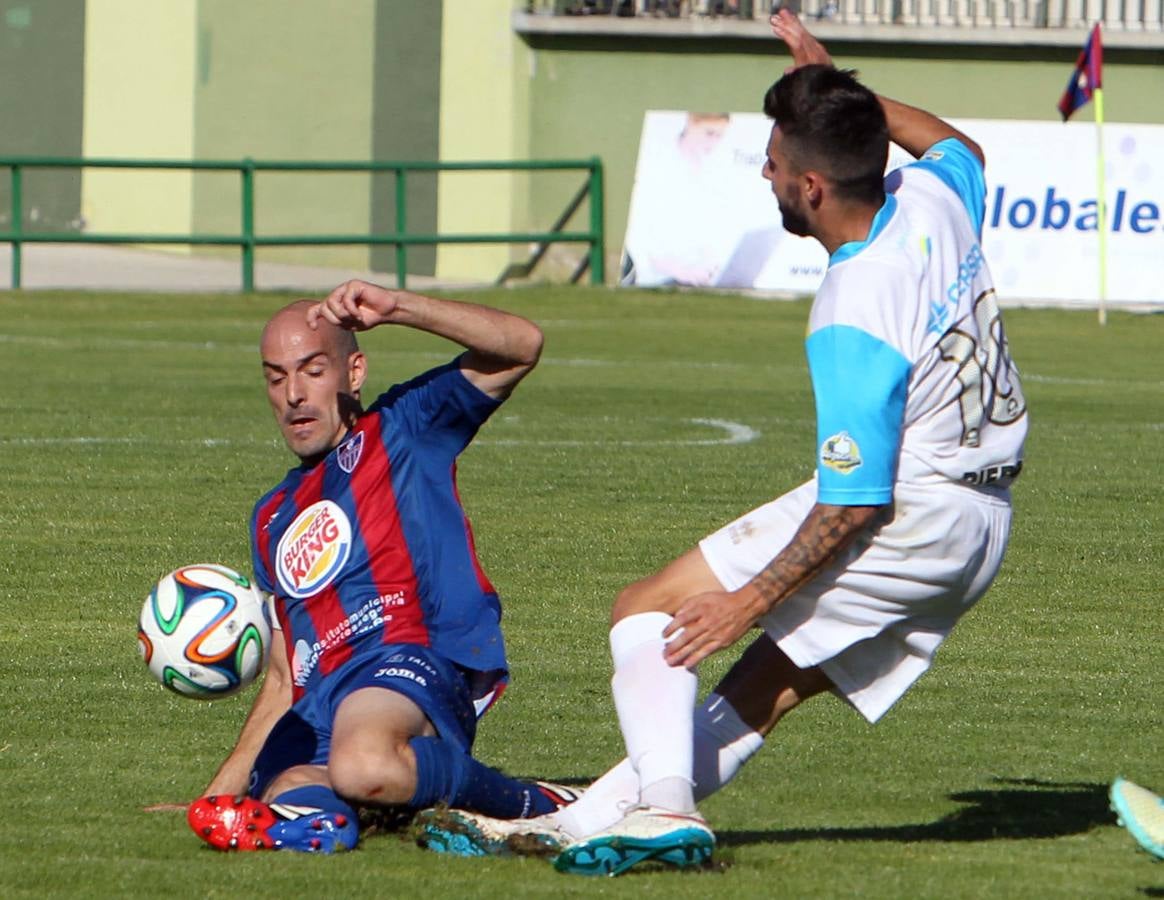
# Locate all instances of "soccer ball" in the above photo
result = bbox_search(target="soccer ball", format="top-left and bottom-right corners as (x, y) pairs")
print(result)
(138, 563), (272, 699)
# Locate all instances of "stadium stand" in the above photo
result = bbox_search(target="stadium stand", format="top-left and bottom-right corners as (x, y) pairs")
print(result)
(528, 0), (1163, 31)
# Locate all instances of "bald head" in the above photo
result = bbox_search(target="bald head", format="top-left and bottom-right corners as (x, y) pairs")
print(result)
(260, 299), (367, 463)
(262, 299), (359, 359)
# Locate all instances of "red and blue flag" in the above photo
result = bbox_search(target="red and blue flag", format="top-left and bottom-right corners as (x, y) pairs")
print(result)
(1058, 23), (1103, 121)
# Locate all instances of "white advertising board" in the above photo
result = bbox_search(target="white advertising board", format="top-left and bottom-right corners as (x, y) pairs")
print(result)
(620, 111), (1164, 308)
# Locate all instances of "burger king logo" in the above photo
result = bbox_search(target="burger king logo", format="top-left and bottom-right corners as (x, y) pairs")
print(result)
(275, 500), (352, 599)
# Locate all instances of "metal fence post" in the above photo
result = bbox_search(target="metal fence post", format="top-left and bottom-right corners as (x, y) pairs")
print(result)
(240, 158), (255, 292)
(394, 166), (407, 289)
(588, 157), (605, 286)
(10, 165), (22, 289)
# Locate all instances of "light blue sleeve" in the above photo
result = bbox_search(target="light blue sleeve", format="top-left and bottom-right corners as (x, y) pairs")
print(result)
(909, 137), (986, 238)
(806, 324), (910, 505)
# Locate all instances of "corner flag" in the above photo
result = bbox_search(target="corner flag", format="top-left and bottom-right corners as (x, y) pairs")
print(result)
(1058, 23), (1108, 323)
(1058, 23), (1103, 121)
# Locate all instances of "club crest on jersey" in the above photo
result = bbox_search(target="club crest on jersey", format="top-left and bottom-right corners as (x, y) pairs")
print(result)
(337, 431), (364, 474)
(820, 431), (862, 474)
(275, 500), (352, 599)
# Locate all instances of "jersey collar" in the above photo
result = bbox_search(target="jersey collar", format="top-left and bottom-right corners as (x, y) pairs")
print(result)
(828, 194), (898, 268)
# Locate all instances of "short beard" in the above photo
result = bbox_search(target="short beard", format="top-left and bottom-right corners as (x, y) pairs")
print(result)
(779, 204), (811, 238)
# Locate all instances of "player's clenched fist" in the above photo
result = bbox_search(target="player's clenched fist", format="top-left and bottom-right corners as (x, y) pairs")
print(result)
(309, 279), (400, 331)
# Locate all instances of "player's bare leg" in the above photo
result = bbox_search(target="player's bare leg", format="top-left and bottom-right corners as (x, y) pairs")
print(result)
(329, 687), (436, 805)
(543, 549), (723, 873)
(713, 634), (833, 736)
(334, 683), (577, 825)
(609, 547), (724, 808)
(415, 623), (834, 864)
(611, 545), (722, 622)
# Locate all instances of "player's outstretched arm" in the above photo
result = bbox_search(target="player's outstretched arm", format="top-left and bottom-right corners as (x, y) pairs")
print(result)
(200, 629), (292, 799)
(769, 9), (984, 165)
(310, 279), (544, 400)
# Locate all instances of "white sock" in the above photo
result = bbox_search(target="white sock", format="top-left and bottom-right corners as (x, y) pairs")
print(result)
(610, 612), (697, 813)
(553, 757), (638, 839)
(553, 692), (764, 838)
(692, 692), (764, 801)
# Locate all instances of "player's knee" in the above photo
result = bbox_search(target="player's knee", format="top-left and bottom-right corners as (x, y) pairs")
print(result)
(612, 578), (668, 625)
(328, 745), (415, 806)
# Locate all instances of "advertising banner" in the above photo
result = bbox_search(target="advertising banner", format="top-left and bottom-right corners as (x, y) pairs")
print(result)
(620, 111), (1164, 307)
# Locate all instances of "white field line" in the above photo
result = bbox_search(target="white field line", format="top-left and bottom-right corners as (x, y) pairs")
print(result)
(1020, 372), (1164, 389)
(7, 415), (1162, 450)
(0, 332), (754, 372)
(2, 333), (1160, 384)
(0, 436), (274, 447)
(1, 418), (762, 448)
(480, 418), (759, 447)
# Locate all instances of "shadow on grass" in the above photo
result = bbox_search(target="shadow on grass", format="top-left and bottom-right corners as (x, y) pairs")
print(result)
(718, 777), (1114, 847)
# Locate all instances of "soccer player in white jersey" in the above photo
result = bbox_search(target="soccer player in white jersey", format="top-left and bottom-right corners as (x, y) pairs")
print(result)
(417, 11), (1028, 875)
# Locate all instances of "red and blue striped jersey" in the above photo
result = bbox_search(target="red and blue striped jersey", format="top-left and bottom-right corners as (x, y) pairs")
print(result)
(249, 359), (505, 701)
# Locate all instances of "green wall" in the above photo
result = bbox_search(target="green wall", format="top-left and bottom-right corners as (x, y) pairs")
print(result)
(187, 0), (443, 274)
(30, 6), (1164, 286)
(0, 0), (85, 233)
(519, 34), (1164, 280)
(370, 0), (442, 275)
(191, 0), (377, 269)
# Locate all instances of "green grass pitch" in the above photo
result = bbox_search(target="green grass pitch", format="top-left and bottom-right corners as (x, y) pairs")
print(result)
(0, 286), (1160, 898)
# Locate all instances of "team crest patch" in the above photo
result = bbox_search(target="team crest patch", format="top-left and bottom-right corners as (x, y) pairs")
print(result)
(275, 500), (352, 599)
(337, 431), (364, 474)
(820, 431), (862, 474)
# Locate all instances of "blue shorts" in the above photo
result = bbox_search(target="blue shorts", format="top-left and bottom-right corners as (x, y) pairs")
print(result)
(250, 644), (479, 798)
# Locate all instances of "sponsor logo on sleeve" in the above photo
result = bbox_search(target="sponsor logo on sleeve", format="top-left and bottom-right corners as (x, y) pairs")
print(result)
(275, 500), (352, 599)
(820, 431), (862, 474)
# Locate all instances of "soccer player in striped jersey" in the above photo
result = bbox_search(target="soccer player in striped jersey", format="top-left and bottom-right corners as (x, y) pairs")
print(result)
(187, 281), (578, 853)
(417, 11), (1028, 875)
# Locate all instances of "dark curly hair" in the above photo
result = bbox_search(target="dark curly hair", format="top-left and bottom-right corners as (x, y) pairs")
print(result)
(762, 65), (888, 206)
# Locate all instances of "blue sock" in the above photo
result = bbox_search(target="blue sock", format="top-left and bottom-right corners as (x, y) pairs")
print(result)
(268, 785), (359, 852)
(270, 785), (357, 823)
(408, 736), (556, 818)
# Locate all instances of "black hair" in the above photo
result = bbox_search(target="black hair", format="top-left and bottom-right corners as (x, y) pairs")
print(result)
(762, 65), (888, 206)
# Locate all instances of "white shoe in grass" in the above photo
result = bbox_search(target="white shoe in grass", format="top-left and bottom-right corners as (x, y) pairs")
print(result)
(415, 807), (567, 858)
(1110, 777), (1164, 860)
(552, 804), (714, 877)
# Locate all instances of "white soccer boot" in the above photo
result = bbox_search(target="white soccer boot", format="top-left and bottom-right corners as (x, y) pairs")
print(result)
(552, 804), (715, 876)
(1111, 777), (1164, 859)
(414, 780), (582, 858)
(415, 807), (569, 858)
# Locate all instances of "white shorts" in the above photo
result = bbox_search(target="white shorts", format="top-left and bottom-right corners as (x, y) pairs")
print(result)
(699, 477), (1013, 723)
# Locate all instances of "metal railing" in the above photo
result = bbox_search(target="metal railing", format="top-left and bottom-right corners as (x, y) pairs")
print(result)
(0, 156), (606, 291)
(533, 0), (1164, 30)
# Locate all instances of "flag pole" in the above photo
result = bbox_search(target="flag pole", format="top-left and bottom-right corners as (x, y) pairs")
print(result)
(1094, 86), (1107, 326)
(1093, 37), (1107, 326)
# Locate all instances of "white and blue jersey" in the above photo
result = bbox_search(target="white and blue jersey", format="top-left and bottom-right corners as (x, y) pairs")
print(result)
(808, 138), (1028, 505)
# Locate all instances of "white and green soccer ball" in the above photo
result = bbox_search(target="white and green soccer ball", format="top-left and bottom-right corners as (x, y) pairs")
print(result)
(138, 563), (272, 699)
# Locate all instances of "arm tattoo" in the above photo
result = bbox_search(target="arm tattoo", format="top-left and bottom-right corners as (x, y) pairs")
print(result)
(751, 503), (884, 611)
